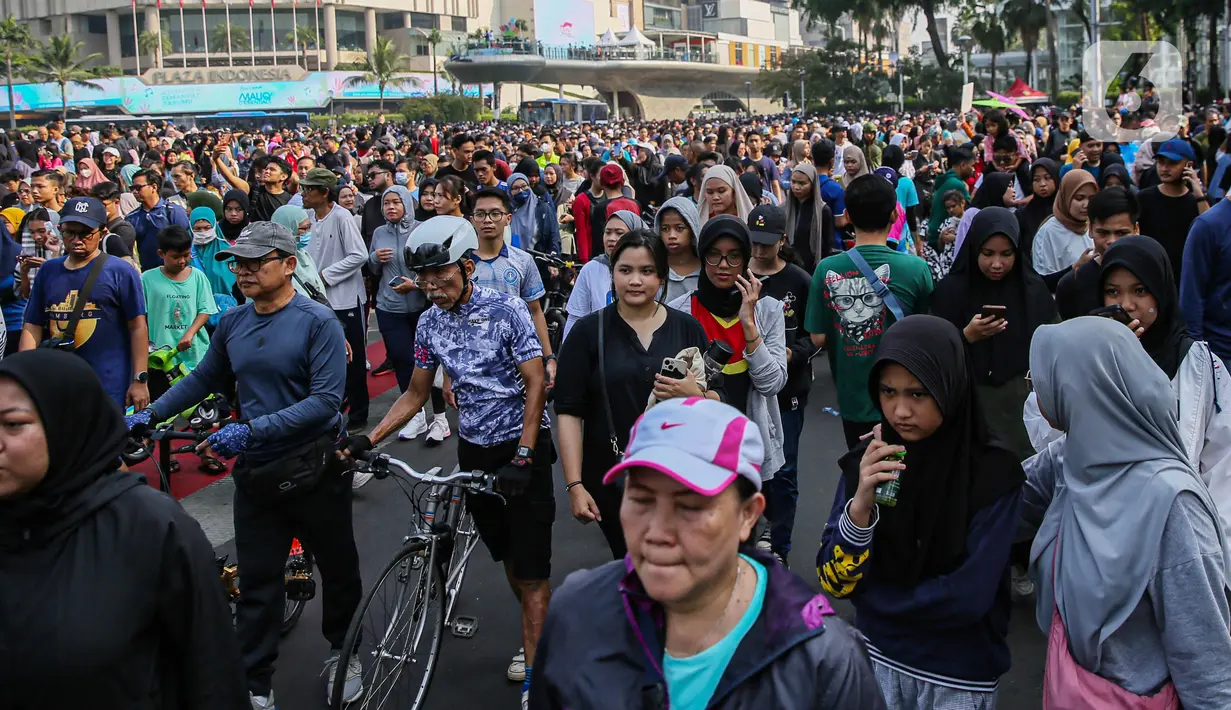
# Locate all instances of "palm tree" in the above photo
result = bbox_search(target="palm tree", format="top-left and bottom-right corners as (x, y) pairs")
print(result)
(286, 25), (317, 68)
(22, 36), (104, 121)
(0, 17), (34, 131)
(140, 24), (173, 69)
(426, 28), (442, 95)
(213, 23), (250, 55)
(1004, 0), (1047, 88)
(961, 4), (1007, 92)
(513, 18), (529, 36)
(342, 36), (419, 112)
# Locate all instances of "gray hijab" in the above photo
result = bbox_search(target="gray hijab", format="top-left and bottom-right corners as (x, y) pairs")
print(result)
(653, 196), (701, 254)
(593, 210), (645, 266)
(1028, 317), (1230, 668)
(382, 185), (418, 237)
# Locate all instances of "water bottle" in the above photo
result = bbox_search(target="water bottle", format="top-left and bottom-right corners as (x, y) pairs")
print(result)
(875, 450), (905, 507)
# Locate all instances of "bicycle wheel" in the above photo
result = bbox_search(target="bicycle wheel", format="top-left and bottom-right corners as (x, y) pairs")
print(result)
(281, 543), (315, 635)
(330, 538), (445, 710)
(443, 501), (480, 625)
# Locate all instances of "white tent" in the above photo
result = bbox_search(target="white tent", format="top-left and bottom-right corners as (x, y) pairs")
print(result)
(616, 26), (655, 47)
(597, 30), (619, 47)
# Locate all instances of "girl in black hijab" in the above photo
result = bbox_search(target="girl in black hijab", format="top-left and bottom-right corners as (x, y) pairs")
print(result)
(0, 350), (247, 708)
(1098, 160), (1135, 193)
(1016, 158), (1059, 262)
(1097, 235), (1193, 380)
(932, 206), (1057, 458)
(970, 170), (1016, 210)
(818, 314), (1024, 707)
(220, 188), (250, 243)
(414, 176), (438, 222)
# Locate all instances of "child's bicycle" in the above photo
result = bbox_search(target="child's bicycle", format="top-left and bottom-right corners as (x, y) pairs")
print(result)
(127, 422), (317, 634)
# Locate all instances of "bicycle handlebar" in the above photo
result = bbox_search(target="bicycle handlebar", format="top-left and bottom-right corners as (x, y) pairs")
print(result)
(524, 248), (573, 268)
(355, 450), (498, 495)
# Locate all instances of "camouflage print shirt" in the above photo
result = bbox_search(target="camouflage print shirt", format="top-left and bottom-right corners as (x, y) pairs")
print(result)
(414, 285), (549, 445)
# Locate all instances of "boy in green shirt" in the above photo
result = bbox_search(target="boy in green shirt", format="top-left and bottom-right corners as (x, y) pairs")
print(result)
(806, 174), (934, 449)
(141, 225), (218, 371)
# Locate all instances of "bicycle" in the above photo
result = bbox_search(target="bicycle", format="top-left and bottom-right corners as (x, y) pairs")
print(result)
(125, 423), (317, 634)
(329, 450), (493, 710)
(526, 248), (575, 355)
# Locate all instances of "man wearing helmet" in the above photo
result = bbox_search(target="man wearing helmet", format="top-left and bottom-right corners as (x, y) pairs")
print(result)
(341, 215), (552, 709)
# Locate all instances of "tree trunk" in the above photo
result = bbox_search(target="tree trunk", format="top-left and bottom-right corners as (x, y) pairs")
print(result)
(1210, 14), (1222, 99)
(6, 54), (16, 131)
(60, 82), (68, 122)
(1025, 48), (1035, 92)
(921, 0), (949, 69)
(1046, 10), (1060, 99)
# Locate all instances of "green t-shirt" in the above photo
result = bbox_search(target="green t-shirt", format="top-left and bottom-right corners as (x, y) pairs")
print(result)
(141, 267), (218, 370)
(805, 245), (934, 423)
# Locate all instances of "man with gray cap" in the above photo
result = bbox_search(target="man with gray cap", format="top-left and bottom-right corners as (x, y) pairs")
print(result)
(126, 220), (363, 710)
(301, 166), (371, 431)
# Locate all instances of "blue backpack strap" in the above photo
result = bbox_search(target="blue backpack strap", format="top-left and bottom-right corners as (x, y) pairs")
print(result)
(845, 247), (905, 322)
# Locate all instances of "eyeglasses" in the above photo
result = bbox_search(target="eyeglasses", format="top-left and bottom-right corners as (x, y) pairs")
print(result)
(412, 266), (459, 288)
(472, 210), (508, 222)
(833, 293), (882, 311)
(703, 251), (745, 267)
(228, 255), (284, 273)
(61, 227), (99, 242)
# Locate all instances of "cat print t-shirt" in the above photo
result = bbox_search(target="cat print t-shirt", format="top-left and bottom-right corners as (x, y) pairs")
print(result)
(805, 245), (933, 423)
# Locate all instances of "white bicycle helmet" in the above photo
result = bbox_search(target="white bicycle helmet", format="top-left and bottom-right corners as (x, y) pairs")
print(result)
(404, 215), (478, 271)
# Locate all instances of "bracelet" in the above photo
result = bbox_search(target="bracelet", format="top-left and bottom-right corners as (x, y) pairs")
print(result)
(745, 335), (761, 344)
(565, 481), (584, 491)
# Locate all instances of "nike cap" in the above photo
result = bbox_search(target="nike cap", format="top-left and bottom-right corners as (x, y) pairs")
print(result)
(603, 398), (764, 494)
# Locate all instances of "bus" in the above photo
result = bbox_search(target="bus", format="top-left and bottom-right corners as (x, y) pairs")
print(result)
(518, 99), (610, 125)
(67, 111), (311, 132)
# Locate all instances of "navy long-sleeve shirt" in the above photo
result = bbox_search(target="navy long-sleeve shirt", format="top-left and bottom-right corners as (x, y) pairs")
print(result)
(1181, 199), (1231, 362)
(153, 293), (346, 463)
(816, 476), (1021, 687)
(126, 199), (189, 270)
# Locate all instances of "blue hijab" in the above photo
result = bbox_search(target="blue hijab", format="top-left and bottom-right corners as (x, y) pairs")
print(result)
(507, 173), (538, 250)
(188, 206), (236, 297)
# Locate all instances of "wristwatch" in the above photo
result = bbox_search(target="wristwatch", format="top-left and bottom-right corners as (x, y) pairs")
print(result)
(132, 371), (148, 384)
(515, 445), (534, 463)
(543, 354), (557, 362)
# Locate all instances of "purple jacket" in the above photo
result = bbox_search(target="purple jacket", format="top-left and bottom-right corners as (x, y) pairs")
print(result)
(529, 550), (885, 709)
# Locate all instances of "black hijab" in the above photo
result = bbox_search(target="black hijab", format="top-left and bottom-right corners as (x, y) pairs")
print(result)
(414, 177), (438, 222)
(970, 171), (1015, 210)
(0, 350), (134, 550)
(220, 189), (250, 242)
(14, 140), (37, 168)
(931, 207), (1057, 386)
(840, 315), (1024, 588)
(1098, 161), (1133, 191)
(695, 215), (750, 318)
(1017, 158), (1059, 260)
(1098, 235), (1194, 379)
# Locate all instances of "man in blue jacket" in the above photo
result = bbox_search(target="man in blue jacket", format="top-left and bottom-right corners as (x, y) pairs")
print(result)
(1181, 196), (1231, 362)
(126, 168), (189, 270)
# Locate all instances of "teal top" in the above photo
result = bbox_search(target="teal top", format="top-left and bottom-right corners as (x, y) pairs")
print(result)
(662, 554), (767, 710)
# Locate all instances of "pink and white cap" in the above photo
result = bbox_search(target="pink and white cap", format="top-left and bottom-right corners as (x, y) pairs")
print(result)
(603, 397), (764, 495)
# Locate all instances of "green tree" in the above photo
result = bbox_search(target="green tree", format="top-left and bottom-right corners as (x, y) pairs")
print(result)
(140, 24), (172, 69)
(1003, 0), (1048, 90)
(286, 25), (317, 68)
(426, 28), (442, 95)
(756, 38), (890, 109)
(22, 35), (104, 121)
(0, 16), (34, 132)
(959, 1), (1007, 92)
(342, 36), (419, 112)
(797, 0), (950, 68)
(213, 23), (250, 54)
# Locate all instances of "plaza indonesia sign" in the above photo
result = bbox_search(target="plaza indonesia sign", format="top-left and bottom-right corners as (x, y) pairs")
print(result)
(140, 67), (307, 85)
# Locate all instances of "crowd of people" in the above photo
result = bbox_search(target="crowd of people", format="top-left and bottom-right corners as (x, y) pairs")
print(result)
(3, 99), (1231, 709)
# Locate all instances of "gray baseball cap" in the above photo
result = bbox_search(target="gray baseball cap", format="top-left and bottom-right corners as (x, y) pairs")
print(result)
(215, 221), (298, 261)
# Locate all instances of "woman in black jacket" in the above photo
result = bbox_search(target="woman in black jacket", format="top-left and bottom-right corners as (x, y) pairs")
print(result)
(0, 350), (248, 710)
(555, 229), (716, 559)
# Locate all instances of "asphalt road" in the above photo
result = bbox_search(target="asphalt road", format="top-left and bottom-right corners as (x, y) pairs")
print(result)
(207, 356), (1047, 709)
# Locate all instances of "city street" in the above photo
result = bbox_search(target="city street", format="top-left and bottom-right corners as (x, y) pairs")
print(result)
(194, 356), (1047, 709)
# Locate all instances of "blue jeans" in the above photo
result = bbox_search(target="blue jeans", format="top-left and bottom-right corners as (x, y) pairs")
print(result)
(375, 308), (422, 393)
(765, 402), (804, 554)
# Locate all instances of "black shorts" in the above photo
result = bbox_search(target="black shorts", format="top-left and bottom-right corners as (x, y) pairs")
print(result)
(456, 429), (555, 581)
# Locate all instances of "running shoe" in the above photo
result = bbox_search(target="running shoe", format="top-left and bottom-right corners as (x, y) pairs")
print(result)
(323, 651), (364, 705)
(398, 410), (428, 440)
(507, 647), (525, 682)
(426, 414), (451, 446)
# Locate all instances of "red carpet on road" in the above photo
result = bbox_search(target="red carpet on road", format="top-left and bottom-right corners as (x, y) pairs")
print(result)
(138, 340), (401, 500)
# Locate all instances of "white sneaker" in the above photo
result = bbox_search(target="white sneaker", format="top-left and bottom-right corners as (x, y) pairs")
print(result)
(352, 470), (374, 489)
(249, 692), (275, 710)
(507, 647), (525, 682)
(425, 413), (451, 446)
(398, 410), (429, 440)
(522, 689), (529, 710)
(324, 651), (365, 705)
(1011, 565), (1035, 602)
(755, 528), (773, 552)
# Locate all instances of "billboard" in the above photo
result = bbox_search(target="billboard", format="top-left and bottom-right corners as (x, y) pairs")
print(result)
(0, 73), (492, 115)
(534, 0), (596, 46)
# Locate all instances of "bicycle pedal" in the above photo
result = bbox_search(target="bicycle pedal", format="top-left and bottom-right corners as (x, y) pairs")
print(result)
(450, 615), (478, 638)
(285, 575), (316, 602)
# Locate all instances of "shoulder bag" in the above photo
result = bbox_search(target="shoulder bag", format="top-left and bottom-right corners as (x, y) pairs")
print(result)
(845, 247), (906, 322)
(39, 254), (109, 351)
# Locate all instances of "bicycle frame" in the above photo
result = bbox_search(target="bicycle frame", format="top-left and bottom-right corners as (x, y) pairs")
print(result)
(407, 474), (480, 627)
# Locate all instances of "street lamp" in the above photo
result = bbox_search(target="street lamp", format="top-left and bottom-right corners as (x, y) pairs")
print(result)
(410, 27), (439, 95)
(798, 69), (806, 115)
(745, 81), (752, 115)
(957, 34), (973, 86)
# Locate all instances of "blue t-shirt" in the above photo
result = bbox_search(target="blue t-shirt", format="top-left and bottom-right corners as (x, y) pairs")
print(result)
(414, 286), (549, 446)
(818, 174), (846, 217)
(153, 294), (347, 462)
(24, 255), (146, 405)
(472, 243), (546, 303)
(663, 555), (768, 710)
(894, 177), (920, 249)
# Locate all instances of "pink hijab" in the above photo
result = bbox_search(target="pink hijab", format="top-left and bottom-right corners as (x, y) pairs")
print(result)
(73, 158), (109, 191)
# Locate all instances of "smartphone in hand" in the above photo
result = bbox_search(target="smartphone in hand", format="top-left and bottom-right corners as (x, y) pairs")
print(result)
(659, 357), (687, 381)
(1089, 304), (1134, 326)
(980, 304), (1007, 320)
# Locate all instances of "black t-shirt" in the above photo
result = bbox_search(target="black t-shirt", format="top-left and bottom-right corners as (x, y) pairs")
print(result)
(105, 217), (138, 257)
(436, 162), (479, 189)
(1136, 186), (1200, 282)
(554, 304), (710, 482)
(757, 263), (816, 407)
(248, 185), (291, 223)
